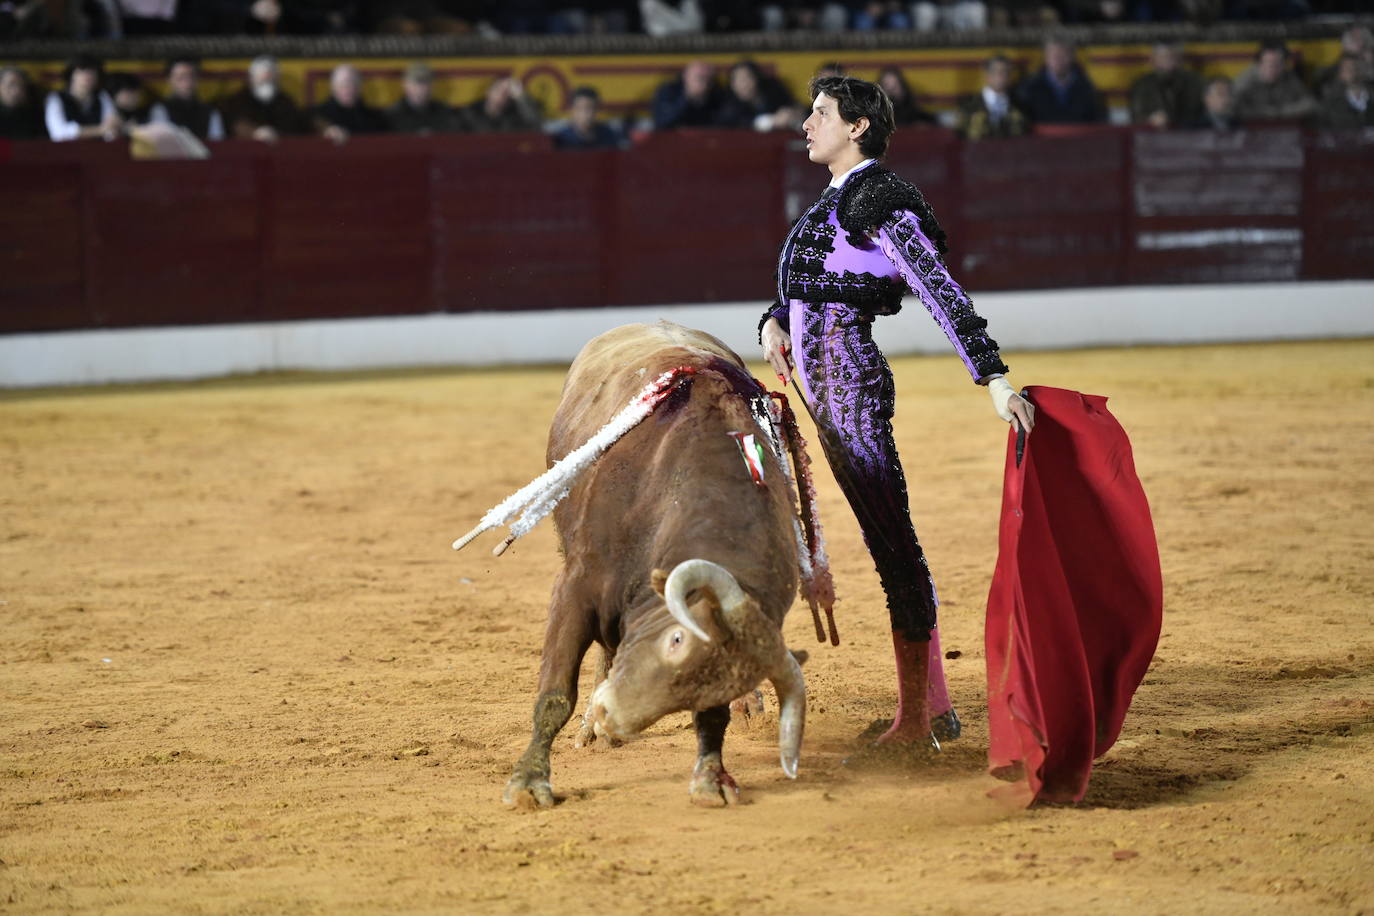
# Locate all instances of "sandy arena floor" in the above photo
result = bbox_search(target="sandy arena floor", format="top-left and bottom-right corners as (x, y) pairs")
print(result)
(2, 338), (1372, 914)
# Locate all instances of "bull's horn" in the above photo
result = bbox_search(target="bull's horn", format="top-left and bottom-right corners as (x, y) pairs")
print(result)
(770, 649), (806, 779)
(662, 559), (747, 644)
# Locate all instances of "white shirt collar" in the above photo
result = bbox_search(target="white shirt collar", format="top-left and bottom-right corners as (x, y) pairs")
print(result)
(828, 157), (876, 189)
(983, 85), (1008, 111)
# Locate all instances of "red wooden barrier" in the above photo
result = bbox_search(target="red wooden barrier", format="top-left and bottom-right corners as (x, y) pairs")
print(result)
(1, 127), (1370, 335)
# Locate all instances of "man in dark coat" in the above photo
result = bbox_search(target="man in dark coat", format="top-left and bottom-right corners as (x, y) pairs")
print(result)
(1015, 36), (1106, 125)
(1129, 42), (1204, 129)
(314, 64), (389, 141)
(1184, 77), (1243, 131)
(462, 75), (542, 132)
(651, 60), (726, 130)
(149, 57), (225, 141)
(552, 86), (623, 150)
(219, 55), (313, 142)
(1317, 55), (1374, 130)
(0, 66), (47, 140)
(956, 55), (1031, 140)
(385, 61), (461, 134)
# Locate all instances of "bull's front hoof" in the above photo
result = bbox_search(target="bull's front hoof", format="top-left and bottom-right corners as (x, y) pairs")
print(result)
(573, 717), (624, 750)
(503, 771), (557, 809)
(688, 758), (740, 807)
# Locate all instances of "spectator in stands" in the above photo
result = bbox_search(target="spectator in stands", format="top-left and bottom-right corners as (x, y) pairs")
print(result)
(463, 75), (542, 132)
(220, 55), (313, 142)
(1061, 0), (1129, 22)
(1316, 55), (1373, 130)
(716, 60), (801, 131)
(109, 73), (153, 126)
(640, 0), (703, 36)
(956, 54), (1031, 139)
(986, 0), (1059, 27)
(1315, 25), (1372, 100)
(367, 0), (477, 34)
(386, 62), (460, 133)
(652, 60), (726, 129)
(878, 66), (937, 126)
(851, 2), (913, 29)
(45, 54), (121, 142)
(149, 57), (226, 142)
(118, 0), (177, 34)
(1015, 36), (1106, 124)
(0, 65), (47, 140)
(815, 61), (846, 79)
(1223, 0), (1309, 20)
(553, 86), (624, 149)
(1129, 41), (1204, 129)
(912, 0), (988, 31)
(565, 1), (633, 33)
(0, 0), (51, 39)
(1185, 76), (1241, 131)
(314, 64), (389, 141)
(692, 0), (762, 31)
(1233, 41), (1316, 123)
(759, 3), (848, 30)
(218, 0), (360, 34)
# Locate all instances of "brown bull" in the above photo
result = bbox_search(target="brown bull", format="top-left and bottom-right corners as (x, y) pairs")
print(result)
(503, 321), (807, 808)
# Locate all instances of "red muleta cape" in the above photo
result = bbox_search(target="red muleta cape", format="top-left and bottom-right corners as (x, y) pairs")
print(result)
(985, 385), (1162, 805)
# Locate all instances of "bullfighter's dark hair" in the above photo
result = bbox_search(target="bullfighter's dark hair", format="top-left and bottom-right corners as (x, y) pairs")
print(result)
(808, 75), (895, 160)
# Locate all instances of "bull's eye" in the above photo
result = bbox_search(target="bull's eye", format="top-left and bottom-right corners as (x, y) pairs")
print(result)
(671, 631), (684, 647)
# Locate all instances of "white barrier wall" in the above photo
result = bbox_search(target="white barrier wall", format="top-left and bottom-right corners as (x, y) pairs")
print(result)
(2, 281), (1371, 389)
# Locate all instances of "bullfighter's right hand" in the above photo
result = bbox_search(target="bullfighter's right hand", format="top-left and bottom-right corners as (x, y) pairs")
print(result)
(761, 317), (794, 384)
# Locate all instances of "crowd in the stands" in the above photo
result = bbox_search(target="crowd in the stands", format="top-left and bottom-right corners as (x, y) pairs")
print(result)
(1, 26), (1370, 145)
(0, 0), (1364, 40)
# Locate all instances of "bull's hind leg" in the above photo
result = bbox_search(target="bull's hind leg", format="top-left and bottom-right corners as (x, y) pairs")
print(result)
(574, 645), (623, 749)
(504, 591), (594, 810)
(689, 705), (740, 807)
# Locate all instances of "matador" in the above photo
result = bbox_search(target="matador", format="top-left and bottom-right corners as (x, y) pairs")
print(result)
(759, 75), (1036, 750)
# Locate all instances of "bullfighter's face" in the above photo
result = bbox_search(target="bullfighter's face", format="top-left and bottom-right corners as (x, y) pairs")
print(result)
(803, 92), (863, 167)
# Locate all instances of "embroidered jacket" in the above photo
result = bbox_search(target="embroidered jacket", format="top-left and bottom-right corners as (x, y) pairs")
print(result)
(761, 163), (1008, 383)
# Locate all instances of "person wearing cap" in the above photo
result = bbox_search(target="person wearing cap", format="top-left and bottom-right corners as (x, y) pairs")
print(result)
(386, 61), (461, 134)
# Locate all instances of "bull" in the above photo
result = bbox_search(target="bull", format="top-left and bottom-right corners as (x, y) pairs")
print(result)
(499, 321), (811, 808)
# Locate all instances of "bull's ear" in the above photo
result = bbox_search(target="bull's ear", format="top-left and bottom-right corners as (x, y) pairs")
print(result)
(650, 568), (669, 596)
(790, 649), (809, 667)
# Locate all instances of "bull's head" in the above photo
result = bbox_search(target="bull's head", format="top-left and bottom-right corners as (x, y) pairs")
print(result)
(589, 559), (806, 778)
